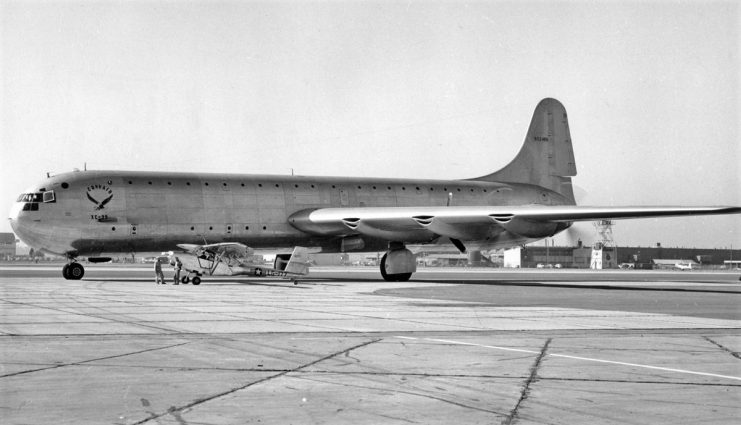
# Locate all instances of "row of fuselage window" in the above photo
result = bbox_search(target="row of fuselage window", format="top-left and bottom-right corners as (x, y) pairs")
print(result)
(109, 225), (269, 232)
(113, 180), (496, 194)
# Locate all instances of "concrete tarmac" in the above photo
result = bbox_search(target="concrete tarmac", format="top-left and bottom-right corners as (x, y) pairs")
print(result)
(1, 265), (739, 424)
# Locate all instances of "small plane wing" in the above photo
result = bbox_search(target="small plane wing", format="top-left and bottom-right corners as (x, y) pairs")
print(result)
(177, 242), (254, 258)
(289, 205), (741, 242)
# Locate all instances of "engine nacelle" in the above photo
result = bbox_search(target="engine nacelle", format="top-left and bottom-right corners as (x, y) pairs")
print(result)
(491, 216), (562, 238)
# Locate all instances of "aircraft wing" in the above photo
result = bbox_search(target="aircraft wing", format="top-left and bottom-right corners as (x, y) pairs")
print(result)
(472, 205), (741, 222)
(289, 205), (741, 241)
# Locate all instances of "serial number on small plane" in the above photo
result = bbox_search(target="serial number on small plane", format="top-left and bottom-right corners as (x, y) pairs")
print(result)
(90, 214), (109, 220)
(261, 270), (289, 277)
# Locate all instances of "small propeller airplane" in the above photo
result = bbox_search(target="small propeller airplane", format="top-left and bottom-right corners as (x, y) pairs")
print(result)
(169, 244), (310, 285)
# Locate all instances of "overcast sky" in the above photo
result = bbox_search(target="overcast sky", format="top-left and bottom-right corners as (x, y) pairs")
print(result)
(1, 0), (739, 248)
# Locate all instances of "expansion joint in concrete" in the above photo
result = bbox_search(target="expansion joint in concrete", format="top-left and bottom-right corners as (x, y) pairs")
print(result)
(501, 337), (552, 425)
(134, 337), (382, 425)
(0, 341), (190, 378)
(703, 336), (741, 360)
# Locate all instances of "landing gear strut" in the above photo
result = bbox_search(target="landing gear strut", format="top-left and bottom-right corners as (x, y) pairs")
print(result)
(62, 262), (84, 280)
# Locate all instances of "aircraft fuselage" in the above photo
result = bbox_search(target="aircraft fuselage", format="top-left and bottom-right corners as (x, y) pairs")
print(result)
(10, 170), (571, 258)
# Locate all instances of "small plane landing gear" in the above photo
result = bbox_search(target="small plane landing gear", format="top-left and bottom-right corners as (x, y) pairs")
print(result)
(181, 276), (189, 284)
(191, 276), (201, 285)
(62, 262), (84, 280)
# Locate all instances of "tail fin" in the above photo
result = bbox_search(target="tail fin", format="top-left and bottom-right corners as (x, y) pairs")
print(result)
(284, 246), (310, 276)
(473, 98), (577, 204)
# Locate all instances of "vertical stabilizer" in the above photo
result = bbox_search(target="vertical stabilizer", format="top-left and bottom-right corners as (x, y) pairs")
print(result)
(285, 246), (310, 275)
(474, 98), (577, 204)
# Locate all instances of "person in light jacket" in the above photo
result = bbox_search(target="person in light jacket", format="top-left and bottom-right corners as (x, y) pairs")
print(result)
(154, 258), (165, 285)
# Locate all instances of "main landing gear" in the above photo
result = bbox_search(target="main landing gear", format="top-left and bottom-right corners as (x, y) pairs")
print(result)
(380, 242), (416, 282)
(62, 262), (84, 280)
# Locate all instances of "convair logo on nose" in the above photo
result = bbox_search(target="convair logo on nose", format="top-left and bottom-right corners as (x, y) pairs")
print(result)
(86, 184), (113, 210)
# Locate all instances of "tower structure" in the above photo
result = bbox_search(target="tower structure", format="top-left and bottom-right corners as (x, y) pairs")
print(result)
(590, 220), (618, 269)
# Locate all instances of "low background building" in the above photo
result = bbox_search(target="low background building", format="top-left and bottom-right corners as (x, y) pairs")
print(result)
(0, 233), (16, 260)
(506, 244), (740, 269)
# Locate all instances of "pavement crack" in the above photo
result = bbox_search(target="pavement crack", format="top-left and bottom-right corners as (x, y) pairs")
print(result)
(703, 336), (741, 360)
(293, 374), (504, 415)
(0, 297), (178, 334)
(133, 338), (382, 424)
(501, 337), (551, 425)
(0, 342), (189, 378)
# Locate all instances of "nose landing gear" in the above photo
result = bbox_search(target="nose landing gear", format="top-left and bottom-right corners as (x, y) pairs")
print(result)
(62, 262), (85, 280)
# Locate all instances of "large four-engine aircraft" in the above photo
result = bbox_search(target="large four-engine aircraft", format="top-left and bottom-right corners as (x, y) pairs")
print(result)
(9, 98), (740, 282)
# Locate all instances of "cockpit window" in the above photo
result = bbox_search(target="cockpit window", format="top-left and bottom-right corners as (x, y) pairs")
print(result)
(17, 193), (43, 202)
(43, 190), (56, 203)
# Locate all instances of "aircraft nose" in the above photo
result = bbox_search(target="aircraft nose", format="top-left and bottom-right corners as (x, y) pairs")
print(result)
(9, 202), (30, 243)
(9, 197), (76, 257)
(9, 202), (52, 253)
(9, 202), (24, 232)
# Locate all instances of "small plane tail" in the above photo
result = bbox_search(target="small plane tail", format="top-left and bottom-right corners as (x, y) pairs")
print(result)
(278, 246), (311, 276)
(473, 98), (577, 204)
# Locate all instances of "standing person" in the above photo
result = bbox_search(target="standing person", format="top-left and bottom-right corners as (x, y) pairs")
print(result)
(154, 258), (165, 285)
(173, 257), (182, 285)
